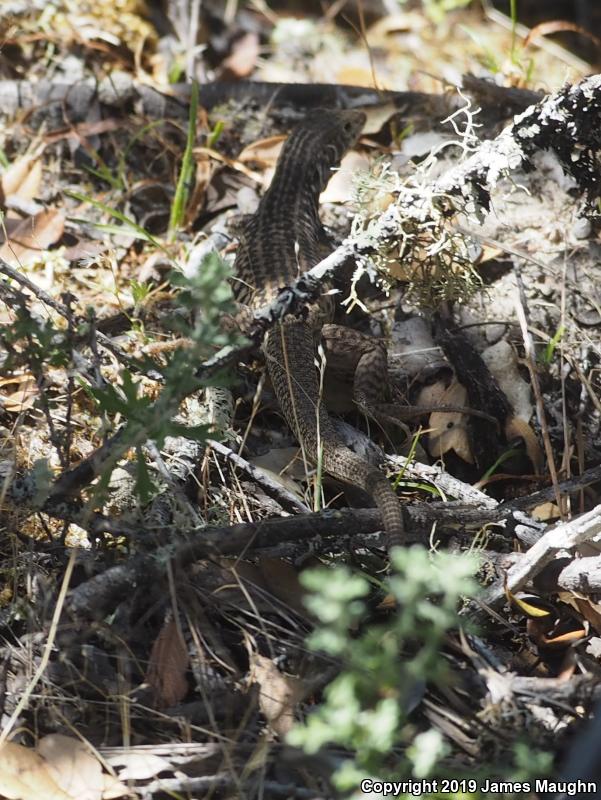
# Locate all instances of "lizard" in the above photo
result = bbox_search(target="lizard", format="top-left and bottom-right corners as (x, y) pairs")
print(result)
(232, 109), (501, 554)
(233, 108), (406, 553)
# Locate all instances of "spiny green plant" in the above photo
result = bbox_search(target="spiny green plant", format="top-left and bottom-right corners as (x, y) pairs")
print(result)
(83, 251), (245, 503)
(3, 252), (244, 507)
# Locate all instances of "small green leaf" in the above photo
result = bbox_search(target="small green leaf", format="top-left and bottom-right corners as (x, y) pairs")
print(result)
(66, 192), (163, 249)
(207, 119), (225, 148)
(168, 80), (199, 238)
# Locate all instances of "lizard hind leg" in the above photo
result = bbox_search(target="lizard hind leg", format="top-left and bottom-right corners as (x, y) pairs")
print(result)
(265, 319), (405, 552)
(321, 324), (412, 441)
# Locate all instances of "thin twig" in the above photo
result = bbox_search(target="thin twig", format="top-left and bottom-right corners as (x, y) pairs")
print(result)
(0, 548), (77, 744)
(514, 294), (563, 515)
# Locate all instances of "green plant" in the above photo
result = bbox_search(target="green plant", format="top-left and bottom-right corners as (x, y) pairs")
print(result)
(3, 252), (243, 508)
(479, 446), (522, 481)
(460, 25), (501, 73)
(81, 251), (244, 503)
(394, 0), (472, 24)
(289, 547), (478, 791)
(83, 150), (125, 191)
(168, 80), (199, 238)
(289, 548), (555, 795)
(422, 0), (472, 23)
(207, 120), (225, 148)
(541, 324), (565, 365)
(67, 191), (165, 250)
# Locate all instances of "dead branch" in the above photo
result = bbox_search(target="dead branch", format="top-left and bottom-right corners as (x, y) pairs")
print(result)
(468, 504), (601, 618)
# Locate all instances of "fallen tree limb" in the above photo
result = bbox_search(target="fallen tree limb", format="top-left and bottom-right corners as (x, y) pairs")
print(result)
(468, 504), (601, 617)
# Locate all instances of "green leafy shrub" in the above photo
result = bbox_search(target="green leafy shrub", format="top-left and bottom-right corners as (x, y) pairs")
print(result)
(83, 251), (245, 502)
(289, 546), (478, 791)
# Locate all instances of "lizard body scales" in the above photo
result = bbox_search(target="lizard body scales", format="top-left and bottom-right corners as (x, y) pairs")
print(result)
(234, 110), (404, 552)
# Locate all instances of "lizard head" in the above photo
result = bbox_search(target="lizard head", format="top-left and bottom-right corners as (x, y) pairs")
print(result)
(278, 109), (367, 197)
(265, 110), (366, 208)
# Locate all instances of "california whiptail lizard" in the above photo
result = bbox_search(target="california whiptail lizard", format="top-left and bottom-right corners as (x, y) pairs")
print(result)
(233, 109), (405, 552)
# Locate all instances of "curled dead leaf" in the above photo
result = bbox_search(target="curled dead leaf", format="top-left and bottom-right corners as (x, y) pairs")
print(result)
(0, 374), (38, 413)
(320, 151), (370, 203)
(427, 380), (474, 464)
(145, 617), (189, 708)
(249, 654), (305, 737)
(238, 136), (285, 170)
(504, 416), (544, 475)
(2, 156), (42, 201)
(0, 740), (72, 800)
(0, 210), (65, 268)
(37, 734), (106, 800)
(220, 32), (260, 79)
(524, 20), (601, 51)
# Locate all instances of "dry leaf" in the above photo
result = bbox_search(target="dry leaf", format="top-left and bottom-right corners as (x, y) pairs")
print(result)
(320, 151), (370, 203)
(0, 374), (38, 412)
(220, 32), (260, 78)
(105, 751), (172, 781)
(0, 741), (72, 800)
(335, 66), (378, 86)
(574, 596), (601, 637)
(237, 136), (285, 188)
(145, 617), (189, 708)
(43, 118), (121, 146)
(367, 10), (428, 37)
(195, 144), (260, 175)
(427, 380), (474, 463)
(184, 151), (216, 224)
(524, 20), (601, 51)
(481, 340), (533, 422)
(377, 592), (397, 611)
(532, 502), (560, 522)
(100, 773), (129, 800)
(249, 654), (304, 737)
(478, 243), (505, 264)
(505, 416), (544, 475)
(0, 218), (29, 244)
(238, 136), (285, 170)
(360, 100), (401, 135)
(416, 378), (446, 406)
(0, 210), (65, 267)
(61, 239), (107, 264)
(37, 735), (105, 800)
(250, 447), (307, 496)
(2, 156), (42, 201)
